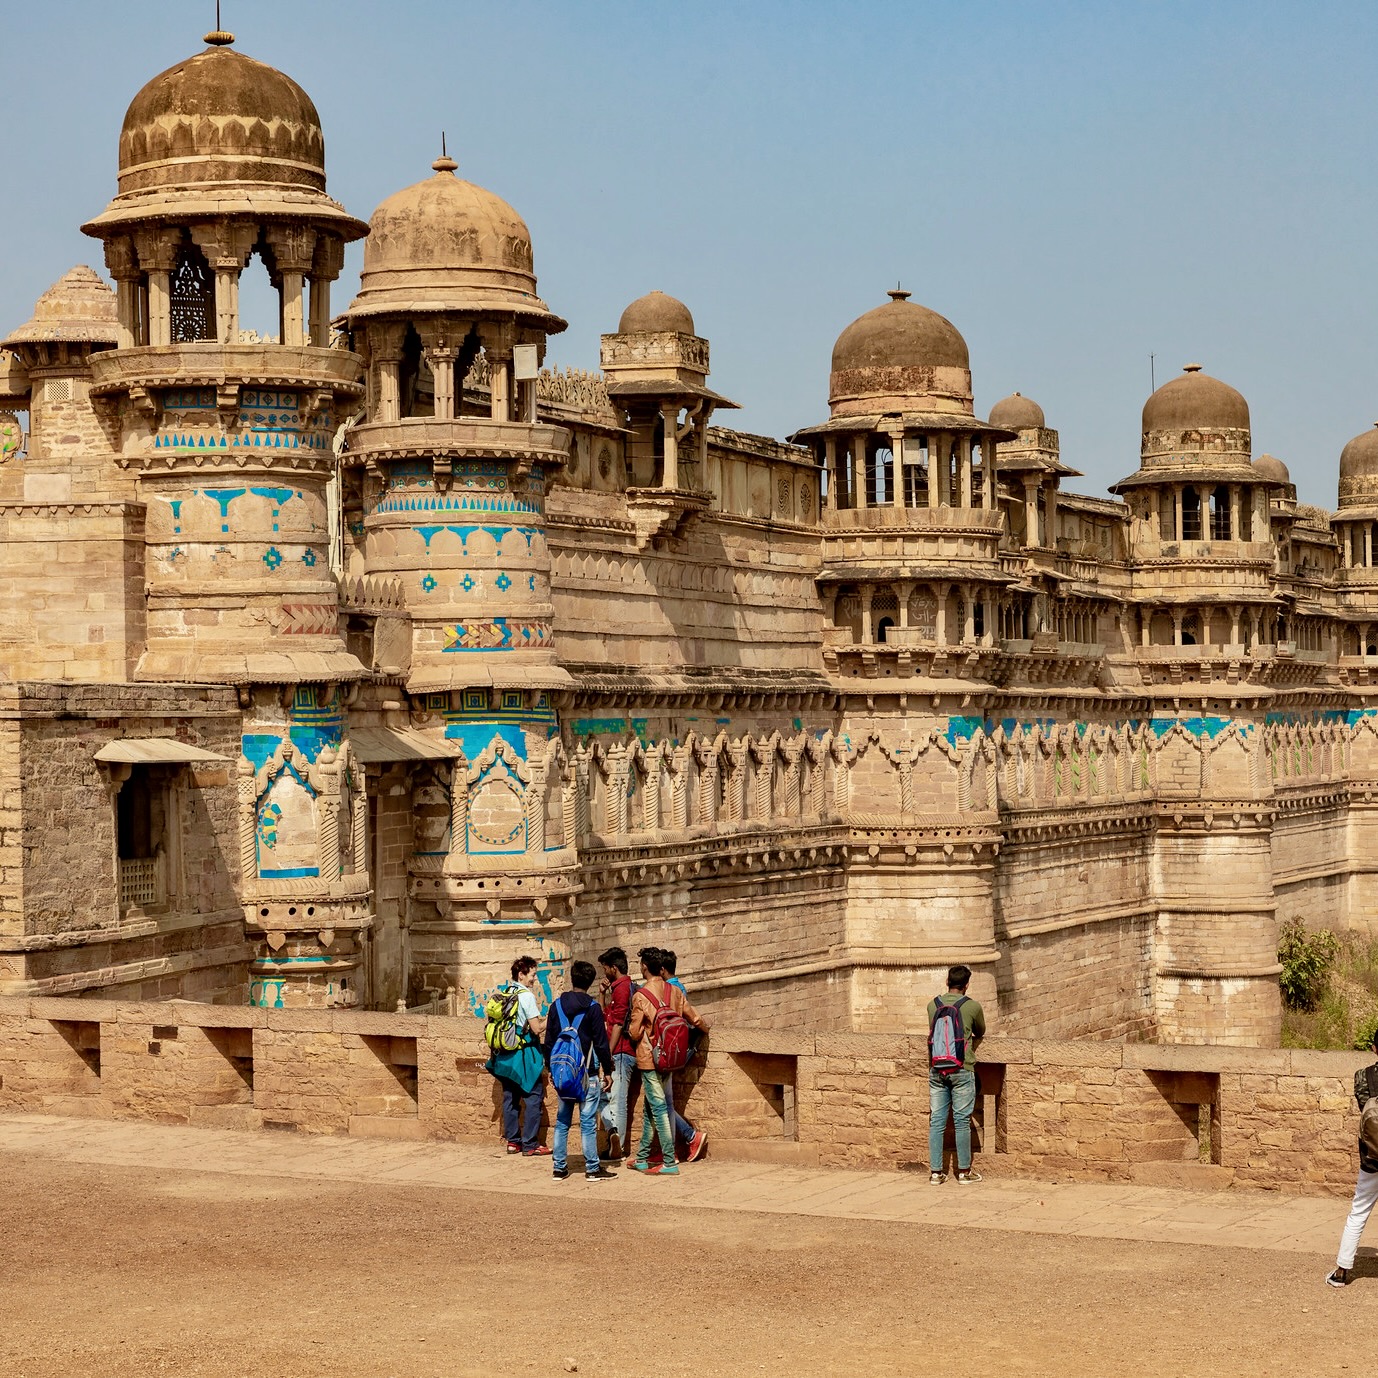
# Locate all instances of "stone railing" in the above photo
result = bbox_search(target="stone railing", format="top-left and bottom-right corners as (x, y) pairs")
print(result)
(0, 996), (1368, 1196)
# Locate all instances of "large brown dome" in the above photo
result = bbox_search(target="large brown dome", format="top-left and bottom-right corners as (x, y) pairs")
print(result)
(989, 392), (1045, 430)
(116, 42), (325, 196)
(1142, 364), (1249, 434)
(347, 158), (563, 328)
(618, 291), (694, 335)
(831, 292), (969, 373)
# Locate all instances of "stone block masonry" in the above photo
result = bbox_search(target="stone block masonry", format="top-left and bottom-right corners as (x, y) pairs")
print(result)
(1, 995), (1369, 1196)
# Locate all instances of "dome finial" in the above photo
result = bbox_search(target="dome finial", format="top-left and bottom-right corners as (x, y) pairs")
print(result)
(887, 284), (911, 303)
(432, 131), (458, 174)
(1183, 362), (1203, 373)
(205, 0), (234, 44)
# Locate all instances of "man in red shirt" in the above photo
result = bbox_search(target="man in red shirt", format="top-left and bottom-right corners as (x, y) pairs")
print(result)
(596, 946), (636, 1158)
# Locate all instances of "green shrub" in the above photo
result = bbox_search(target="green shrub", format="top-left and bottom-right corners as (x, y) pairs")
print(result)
(1278, 918), (1340, 1012)
(1353, 1009), (1378, 1052)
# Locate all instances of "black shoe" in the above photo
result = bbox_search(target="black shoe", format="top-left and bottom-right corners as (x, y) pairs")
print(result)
(552, 1167), (569, 1180)
(585, 1166), (617, 1181)
(1326, 1267), (1351, 1288)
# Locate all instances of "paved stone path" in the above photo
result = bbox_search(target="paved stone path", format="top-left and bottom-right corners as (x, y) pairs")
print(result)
(0, 1112), (1349, 1259)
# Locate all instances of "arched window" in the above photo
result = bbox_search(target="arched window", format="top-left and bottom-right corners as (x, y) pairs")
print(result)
(876, 616), (895, 643)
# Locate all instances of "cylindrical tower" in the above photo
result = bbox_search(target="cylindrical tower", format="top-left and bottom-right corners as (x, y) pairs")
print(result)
(342, 153), (579, 1010)
(79, 28), (372, 1006)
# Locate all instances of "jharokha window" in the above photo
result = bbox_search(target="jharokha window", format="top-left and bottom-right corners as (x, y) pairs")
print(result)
(169, 242), (215, 343)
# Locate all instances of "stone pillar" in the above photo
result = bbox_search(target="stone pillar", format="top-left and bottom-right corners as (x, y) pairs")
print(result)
(935, 582), (950, 645)
(824, 436), (838, 511)
(1228, 484), (1240, 541)
(1229, 605), (1241, 647)
(489, 351), (512, 421)
(1022, 477), (1040, 547)
(927, 436), (941, 509)
(860, 584), (874, 644)
(1173, 485), (1184, 541)
(959, 438), (973, 508)
(853, 435), (868, 510)
(981, 438), (997, 509)
(962, 586), (976, 644)
(1201, 606), (1212, 647)
(1140, 609), (1151, 647)
(1172, 610), (1184, 647)
(264, 226), (316, 348)
(889, 429), (906, 509)
(896, 579), (914, 629)
(661, 402), (680, 490)
(427, 346), (457, 421)
(103, 236), (140, 349)
(213, 268), (241, 344)
(1044, 481), (1058, 550)
(1366, 525), (1374, 569)
(309, 236), (345, 348)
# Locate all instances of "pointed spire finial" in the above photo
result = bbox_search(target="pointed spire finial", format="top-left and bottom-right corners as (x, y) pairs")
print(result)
(205, 1), (234, 45)
(433, 131), (458, 174)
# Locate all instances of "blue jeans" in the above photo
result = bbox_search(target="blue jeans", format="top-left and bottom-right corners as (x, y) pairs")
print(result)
(929, 1066), (977, 1172)
(664, 1071), (694, 1145)
(599, 1052), (636, 1141)
(636, 1068), (677, 1166)
(499, 1076), (542, 1151)
(554, 1092), (601, 1175)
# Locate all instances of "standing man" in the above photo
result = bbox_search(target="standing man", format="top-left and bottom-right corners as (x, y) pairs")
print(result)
(662, 949), (707, 1162)
(542, 960), (616, 1182)
(1326, 1028), (1378, 1287)
(484, 955), (549, 1157)
(927, 964), (986, 1185)
(597, 946), (636, 1158)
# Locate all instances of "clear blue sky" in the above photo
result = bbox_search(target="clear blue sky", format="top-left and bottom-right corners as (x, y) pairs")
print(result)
(7, 0), (1377, 507)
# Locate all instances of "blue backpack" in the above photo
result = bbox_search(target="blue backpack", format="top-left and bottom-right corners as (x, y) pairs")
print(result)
(549, 1002), (594, 1101)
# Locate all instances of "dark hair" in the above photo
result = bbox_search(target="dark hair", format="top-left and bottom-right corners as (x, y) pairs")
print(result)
(511, 955), (539, 982)
(661, 949), (678, 975)
(570, 959), (597, 991)
(947, 964), (972, 991)
(638, 946), (666, 977)
(598, 946), (628, 974)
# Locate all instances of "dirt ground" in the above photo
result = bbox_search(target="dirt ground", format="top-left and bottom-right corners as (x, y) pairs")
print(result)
(0, 1154), (1369, 1378)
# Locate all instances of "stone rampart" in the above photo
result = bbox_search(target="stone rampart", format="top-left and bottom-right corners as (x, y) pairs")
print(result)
(0, 995), (1368, 1196)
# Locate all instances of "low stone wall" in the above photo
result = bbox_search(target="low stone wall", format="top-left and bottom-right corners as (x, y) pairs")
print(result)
(0, 996), (1369, 1195)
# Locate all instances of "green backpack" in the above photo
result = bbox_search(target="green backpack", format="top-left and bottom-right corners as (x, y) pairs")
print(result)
(484, 986), (526, 1053)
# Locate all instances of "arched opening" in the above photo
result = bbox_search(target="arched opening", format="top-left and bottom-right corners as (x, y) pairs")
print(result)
(1210, 485), (1231, 540)
(866, 441), (893, 506)
(238, 241), (280, 342)
(875, 616), (895, 643)
(1181, 488), (1202, 541)
(398, 324), (429, 419)
(904, 437), (928, 507)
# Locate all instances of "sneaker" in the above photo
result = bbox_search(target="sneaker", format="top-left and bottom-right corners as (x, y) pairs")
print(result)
(629, 1159), (653, 1174)
(657, 1165), (680, 1176)
(523, 1144), (552, 1158)
(552, 1167), (569, 1180)
(606, 1131), (622, 1160)
(505, 1142), (521, 1155)
(585, 1167), (617, 1181)
(687, 1129), (708, 1162)
(955, 1168), (983, 1185)
(1326, 1267), (1352, 1288)
(929, 1170), (947, 1185)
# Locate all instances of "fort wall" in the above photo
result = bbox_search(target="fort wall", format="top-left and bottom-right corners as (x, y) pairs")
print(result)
(0, 995), (1366, 1196)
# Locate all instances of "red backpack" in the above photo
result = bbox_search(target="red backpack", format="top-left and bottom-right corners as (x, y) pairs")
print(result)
(641, 984), (691, 1072)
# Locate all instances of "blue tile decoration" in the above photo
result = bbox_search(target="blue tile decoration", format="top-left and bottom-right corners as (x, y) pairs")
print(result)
(495, 572), (511, 591)
(421, 573), (437, 592)
(262, 546), (283, 570)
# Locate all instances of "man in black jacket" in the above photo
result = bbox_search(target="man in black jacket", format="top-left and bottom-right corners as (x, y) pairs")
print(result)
(1326, 1029), (1378, 1287)
(543, 959), (615, 1182)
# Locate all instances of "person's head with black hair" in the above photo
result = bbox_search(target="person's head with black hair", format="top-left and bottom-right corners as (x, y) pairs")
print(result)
(598, 946), (628, 976)
(511, 955), (539, 983)
(570, 959), (597, 991)
(638, 946), (666, 978)
(946, 964), (972, 993)
(661, 950), (678, 976)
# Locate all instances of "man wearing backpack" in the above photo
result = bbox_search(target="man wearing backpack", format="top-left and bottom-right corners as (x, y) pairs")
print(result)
(927, 964), (986, 1186)
(541, 960), (617, 1182)
(1326, 1027), (1378, 1287)
(662, 949), (707, 1163)
(627, 946), (709, 1177)
(483, 956), (549, 1157)
(596, 946), (637, 1158)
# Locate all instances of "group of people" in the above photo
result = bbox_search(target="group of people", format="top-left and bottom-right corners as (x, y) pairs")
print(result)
(483, 944), (710, 1181)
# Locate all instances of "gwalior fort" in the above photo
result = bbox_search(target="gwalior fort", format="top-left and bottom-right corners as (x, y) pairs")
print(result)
(1, 15), (1376, 1233)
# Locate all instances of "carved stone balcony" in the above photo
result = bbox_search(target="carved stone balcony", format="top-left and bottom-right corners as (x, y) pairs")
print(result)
(344, 417), (571, 471)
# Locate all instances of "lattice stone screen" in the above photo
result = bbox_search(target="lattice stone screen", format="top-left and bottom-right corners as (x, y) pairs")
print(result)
(119, 856), (161, 909)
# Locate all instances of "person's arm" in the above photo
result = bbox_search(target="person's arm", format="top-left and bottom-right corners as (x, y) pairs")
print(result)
(970, 1002), (986, 1047)
(541, 1003), (558, 1060)
(1358, 1065), (1375, 1112)
(590, 1003), (613, 1081)
(678, 990), (709, 1033)
(627, 991), (649, 1044)
(520, 989), (546, 1040)
(604, 983), (628, 1051)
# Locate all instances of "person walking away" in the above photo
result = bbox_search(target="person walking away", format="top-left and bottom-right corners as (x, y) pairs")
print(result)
(597, 946), (636, 1158)
(627, 947), (708, 1177)
(927, 964), (986, 1185)
(1327, 1028), (1378, 1287)
(543, 959), (616, 1181)
(662, 949), (707, 1162)
(484, 955), (549, 1157)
